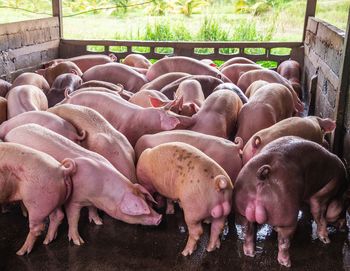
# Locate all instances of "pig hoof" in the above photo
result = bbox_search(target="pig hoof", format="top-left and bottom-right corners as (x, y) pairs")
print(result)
(16, 246), (32, 256)
(182, 246), (195, 256)
(89, 217), (103, 225)
(243, 244), (255, 257)
(319, 236), (330, 244)
(278, 257), (291, 268)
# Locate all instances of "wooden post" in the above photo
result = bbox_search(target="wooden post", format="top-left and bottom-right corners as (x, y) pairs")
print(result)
(333, 8), (350, 157)
(52, 0), (63, 39)
(302, 0), (317, 41)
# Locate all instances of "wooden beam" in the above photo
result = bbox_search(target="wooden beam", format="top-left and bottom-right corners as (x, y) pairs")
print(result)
(333, 8), (350, 156)
(302, 0), (317, 41)
(52, 0), (63, 38)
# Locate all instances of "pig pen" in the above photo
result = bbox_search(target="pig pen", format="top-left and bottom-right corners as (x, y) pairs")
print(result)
(0, 0), (350, 270)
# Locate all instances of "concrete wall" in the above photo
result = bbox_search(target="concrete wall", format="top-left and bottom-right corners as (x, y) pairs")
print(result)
(0, 17), (60, 82)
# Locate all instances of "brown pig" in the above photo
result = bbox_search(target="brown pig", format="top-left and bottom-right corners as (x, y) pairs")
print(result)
(137, 142), (233, 255)
(135, 130), (243, 182)
(36, 61), (83, 86)
(5, 124), (162, 245)
(235, 83), (295, 144)
(47, 73), (83, 107)
(188, 89), (243, 138)
(219, 57), (256, 70)
(140, 72), (190, 91)
(48, 104), (136, 182)
(0, 142), (75, 255)
(82, 63), (148, 93)
(233, 136), (348, 267)
(236, 69), (304, 112)
(0, 97), (7, 124)
(7, 85), (48, 119)
(0, 79), (11, 97)
(245, 80), (269, 98)
(60, 90), (190, 146)
(221, 63), (263, 84)
(0, 111), (84, 143)
(146, 56), (230, 82)
(11, 72), (50, 94)
(277, 59), (302, 98)
(122, 53), (152, 69)
(241, 116), (336, 164)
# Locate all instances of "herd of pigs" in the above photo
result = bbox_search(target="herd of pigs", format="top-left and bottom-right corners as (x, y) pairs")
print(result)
(0, 53), (348, 268)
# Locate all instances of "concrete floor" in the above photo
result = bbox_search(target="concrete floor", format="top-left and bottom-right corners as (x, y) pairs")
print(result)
(1, 205), (349, 271)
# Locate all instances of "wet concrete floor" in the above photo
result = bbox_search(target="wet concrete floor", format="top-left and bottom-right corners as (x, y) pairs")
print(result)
(1, 204), (349, 271)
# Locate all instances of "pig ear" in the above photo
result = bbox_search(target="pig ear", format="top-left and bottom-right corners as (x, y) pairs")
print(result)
(257, 165), (271, 181)
(120, 192), (151, 216)
(160, 113), (180, 130)
(189, 103), (200, 113)
(149, 96), (169, 108)
(252, 136), (261, 148)
(134, 184), (158, 205)
(317, 117), (336, 133)
(164, 95), (183, 111)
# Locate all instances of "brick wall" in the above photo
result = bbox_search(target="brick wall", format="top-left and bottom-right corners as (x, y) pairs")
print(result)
(0, 17), (60, 82)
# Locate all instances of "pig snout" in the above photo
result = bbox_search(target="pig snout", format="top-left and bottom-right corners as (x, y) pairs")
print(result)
(245, 201), (267, 224)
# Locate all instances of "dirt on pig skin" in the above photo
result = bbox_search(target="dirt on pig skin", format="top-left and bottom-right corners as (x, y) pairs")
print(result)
(0, 204), (348, 271)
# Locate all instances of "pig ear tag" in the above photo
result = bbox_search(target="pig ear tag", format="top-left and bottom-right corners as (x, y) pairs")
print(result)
(257, 165), (271, 181)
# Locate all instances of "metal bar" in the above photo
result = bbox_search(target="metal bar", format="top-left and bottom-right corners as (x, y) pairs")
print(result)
(52, 0), (63, 39)
(333, 8), (350, 157)
(302, 0), (317, 41)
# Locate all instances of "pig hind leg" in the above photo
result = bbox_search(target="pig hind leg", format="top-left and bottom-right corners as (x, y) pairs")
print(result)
(241, 216), (256, 257)
(181, 210), (204, 256)
(43, 208), (65, 245)
(309, 178), (339, 244)
(207, 216), (226, 252)
(88, 206), (103, 225)
(16, 212), (46, 255)
(275, 224), (297, 268)
(65, 202), (85, 245)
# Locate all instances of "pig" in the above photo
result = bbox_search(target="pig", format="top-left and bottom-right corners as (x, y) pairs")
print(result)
(146, 56), (230, 82)
(36, 61), (83, 86)
(44, 54), (117, 72)
(5, 124), (162, 245)
(245, 80), (269, 98)
(140, 72), (190, 91)
(221, 63), (263, 84)
(0, 79), (11, 97)
(135, 130), (243, 182)
(188, 89), (243, 138)
(277, 60), (302, 98)
(77, 80), (132, 100)
(48, 104), (136, 182)
(47, 73), (83, 107)
(213, 83), (248, 104)
(69, 87), (121, 98)
(236, 69), (304, 112)
(11, 72), (50, 94)
(235, 83), (295, 144)
(129, 89), (171, 108)
(60, 90), (190, 146)
(137, 142), (233, 255)
(233, 136), (348, 267)
(0, 142), (75, 255)
(0, 97), (7, 124)
(82, 63), (148, 93)
(241, 116), (336, 164)
(219, 57), (255, 70)
(0, 111), (85, 143)
(122, 53), (152, 69)
(160, 75), (223, 99)
(200, 58), (217, 68)
(7, 85), (48, 119)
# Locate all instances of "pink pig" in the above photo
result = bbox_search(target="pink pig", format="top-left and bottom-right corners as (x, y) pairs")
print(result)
(137, 142), (233, 255)
(7, 85), (48, 119)
(0, 142), (75, 255)
(11, 72), (50, 94)
(219, 57), (255, 70)
(5, 124), (162, 246)
(122, 53), (152, 69)
(221, 63), (263, 84)
(141, 72), (190, 91)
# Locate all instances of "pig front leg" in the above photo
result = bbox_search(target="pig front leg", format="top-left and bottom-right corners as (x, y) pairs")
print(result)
(17, 213), (46, 255)
(43, 208), (64, 245)
(275, 224), (297, 268)
(88, 206), (103, 225)
(65, 202), (85, 245)
(206, 216), (226, 252)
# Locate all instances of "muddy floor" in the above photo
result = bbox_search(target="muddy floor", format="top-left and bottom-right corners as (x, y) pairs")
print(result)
(1, 204), (349, 271)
